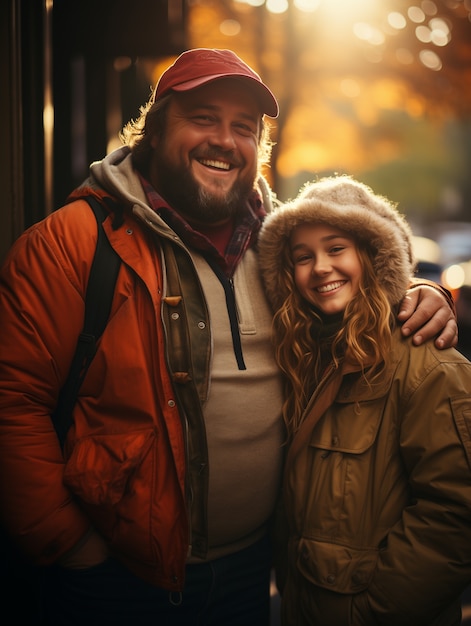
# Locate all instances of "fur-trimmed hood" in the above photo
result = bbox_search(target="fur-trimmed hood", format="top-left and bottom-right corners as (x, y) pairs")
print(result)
(258, 176), (415, 311)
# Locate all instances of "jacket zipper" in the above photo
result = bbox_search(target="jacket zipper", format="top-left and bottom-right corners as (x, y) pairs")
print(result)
(204, 256), (246, 371)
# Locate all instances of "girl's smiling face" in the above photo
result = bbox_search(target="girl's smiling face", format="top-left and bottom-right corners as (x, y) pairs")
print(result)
(290, 223), (362, 316)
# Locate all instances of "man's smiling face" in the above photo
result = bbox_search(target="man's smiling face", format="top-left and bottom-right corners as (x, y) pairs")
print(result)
(149, 79), (262, 224)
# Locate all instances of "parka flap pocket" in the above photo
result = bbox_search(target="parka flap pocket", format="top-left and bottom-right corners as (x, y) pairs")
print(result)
(63, 430), (155, 506)
(296, 537), (378, 593)
(309, 397), (386, 454)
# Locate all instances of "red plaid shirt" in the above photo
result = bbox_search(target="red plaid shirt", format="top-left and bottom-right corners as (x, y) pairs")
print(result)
(138, 173), (266, 278)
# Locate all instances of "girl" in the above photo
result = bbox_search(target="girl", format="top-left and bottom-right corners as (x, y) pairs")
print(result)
(258, 176), (471, 626)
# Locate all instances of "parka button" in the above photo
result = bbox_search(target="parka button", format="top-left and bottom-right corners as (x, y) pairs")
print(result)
(198, 321), (206, 329)
(168, 400), (176, 407)
(326, 574), (336, 584)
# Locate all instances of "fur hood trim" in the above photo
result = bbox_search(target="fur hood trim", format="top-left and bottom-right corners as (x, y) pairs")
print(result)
(258, 176), (415, 311)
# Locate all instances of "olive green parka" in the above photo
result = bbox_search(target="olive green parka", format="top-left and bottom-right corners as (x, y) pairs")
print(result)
(258, 176), (471, 626)
(280, 331), (471, 625)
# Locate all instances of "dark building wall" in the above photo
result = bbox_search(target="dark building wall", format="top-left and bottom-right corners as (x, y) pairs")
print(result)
(1, 0), (187, 262)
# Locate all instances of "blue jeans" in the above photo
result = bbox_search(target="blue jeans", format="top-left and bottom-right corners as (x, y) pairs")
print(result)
(40, 535), (272, 625)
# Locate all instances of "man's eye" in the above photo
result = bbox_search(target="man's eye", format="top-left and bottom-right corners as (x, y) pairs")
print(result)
(193, 115), (214, 124)
(235, 123), (255, 134)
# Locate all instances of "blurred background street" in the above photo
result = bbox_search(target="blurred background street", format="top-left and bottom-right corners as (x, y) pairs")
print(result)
(3, 0), (471, 353)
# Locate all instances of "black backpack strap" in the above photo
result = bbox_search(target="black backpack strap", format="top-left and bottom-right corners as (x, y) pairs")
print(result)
(53, 196), (121, 448)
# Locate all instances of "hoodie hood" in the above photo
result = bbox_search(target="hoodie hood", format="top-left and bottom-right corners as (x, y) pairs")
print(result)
(258, 175), (415, 311)
(87, 146), (150, 208)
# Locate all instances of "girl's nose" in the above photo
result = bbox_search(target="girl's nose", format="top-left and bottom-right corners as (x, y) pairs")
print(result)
(312, 254), (331, 275)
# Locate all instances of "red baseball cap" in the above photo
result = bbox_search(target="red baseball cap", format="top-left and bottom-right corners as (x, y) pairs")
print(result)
(154, 48), (279, 118)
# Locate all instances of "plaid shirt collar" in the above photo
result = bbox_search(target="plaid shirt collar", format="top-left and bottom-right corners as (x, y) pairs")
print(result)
(138, 173), (266, 278)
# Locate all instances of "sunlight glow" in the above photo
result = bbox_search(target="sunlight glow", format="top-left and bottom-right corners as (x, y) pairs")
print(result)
(340, 78), (361, 98)
(353, 22), (385, 45)
(266, 0), (289, 13)
(320, 0), (379, 22)
(364, 48), (383, 63)
(229, 0), (451, 106)
(294, 0), (321, 12)
(235, 0), (265, 7)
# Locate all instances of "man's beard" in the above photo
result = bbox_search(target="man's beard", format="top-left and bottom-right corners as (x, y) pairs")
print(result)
(152, 152), (256, 224)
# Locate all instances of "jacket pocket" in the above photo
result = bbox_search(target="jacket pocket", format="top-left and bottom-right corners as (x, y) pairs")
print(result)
(309, 396), (385, 454)
(299, 398), (396, 537)
(296, 537), (378, 593)
(63, 430), (155, 506)
(285, 538), (379, 626)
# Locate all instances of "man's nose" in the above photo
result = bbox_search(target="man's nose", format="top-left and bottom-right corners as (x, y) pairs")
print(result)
(209, 123), (237, 150)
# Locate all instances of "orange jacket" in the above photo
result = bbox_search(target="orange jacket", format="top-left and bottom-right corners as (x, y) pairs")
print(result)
(0, 194), (190, 590)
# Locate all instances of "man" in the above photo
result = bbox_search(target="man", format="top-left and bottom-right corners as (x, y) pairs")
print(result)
(0, 48), (457, 626)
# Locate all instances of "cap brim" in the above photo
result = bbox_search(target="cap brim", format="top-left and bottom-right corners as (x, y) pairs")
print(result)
(172, 73), (279, 118)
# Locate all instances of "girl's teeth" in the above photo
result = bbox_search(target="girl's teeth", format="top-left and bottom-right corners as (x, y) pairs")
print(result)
(317, 281), (344, 293)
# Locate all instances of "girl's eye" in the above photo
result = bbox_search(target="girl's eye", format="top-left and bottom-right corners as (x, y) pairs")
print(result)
(293, 254), (311, 264)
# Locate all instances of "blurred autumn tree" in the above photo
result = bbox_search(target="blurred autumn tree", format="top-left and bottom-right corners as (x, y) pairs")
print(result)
(185, 0), (471, 222)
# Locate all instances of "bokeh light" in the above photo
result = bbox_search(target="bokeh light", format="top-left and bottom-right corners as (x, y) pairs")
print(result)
(266, 0), (289, 13)
(443, 264), (466, 289)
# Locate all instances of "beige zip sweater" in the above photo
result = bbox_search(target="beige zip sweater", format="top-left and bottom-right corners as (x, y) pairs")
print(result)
(188, 248), (284, 561)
